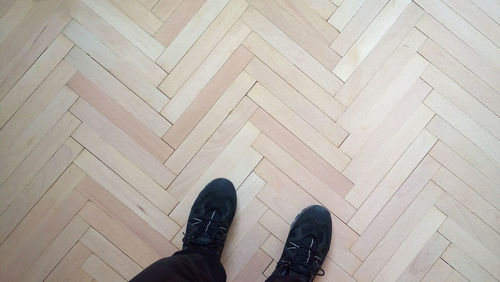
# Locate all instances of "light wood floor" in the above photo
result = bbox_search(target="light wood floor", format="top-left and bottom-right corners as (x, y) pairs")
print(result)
(0, 0), (499, 281)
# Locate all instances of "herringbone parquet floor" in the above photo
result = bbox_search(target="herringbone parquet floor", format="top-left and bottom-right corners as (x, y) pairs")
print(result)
(0, 0), (499, 281)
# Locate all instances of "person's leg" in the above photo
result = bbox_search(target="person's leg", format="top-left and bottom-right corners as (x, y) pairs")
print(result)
(130, 178), (237, 282)
(130, 247), (225, 282)
(266, 205), (332, 282)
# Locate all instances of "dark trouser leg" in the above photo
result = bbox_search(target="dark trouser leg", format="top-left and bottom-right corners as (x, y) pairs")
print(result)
(130, 247), (226, 282)
(265, 276), (307, 282)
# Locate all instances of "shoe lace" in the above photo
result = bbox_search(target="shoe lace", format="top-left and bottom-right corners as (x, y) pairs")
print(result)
(276, 238), (325, 281)
(183, 211), (228, 254)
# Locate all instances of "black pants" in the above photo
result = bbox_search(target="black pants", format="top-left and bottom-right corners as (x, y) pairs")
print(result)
(130, 247), (304, 282)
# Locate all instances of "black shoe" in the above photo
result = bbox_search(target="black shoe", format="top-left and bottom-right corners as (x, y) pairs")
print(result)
(182, 178), (237, 257)
(270, 205), (332, 282)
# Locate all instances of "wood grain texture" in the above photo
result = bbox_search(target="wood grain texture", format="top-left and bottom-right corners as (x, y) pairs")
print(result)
(1, 0), (499, 281)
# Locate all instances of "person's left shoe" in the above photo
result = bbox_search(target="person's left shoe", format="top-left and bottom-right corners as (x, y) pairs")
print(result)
(269, 205), (332, 282)
(182, 178), (237, 258)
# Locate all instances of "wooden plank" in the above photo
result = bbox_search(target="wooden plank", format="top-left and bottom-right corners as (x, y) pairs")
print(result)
(438, 218), (500, 280)
(70, 99), (176, 188)
(45, 242), (92, 282)
(275, 0), (338, 43)
(161, 21), (251, 122)
(242, 32), (345, 120)
(223, 223), (269, 281)
(348, 129), (437, 234)
(108, 0), (163, 35)
(156, 0), (230, 71)
(167, 97), (257, 199)
(343, 104), (434, 208)
(352, 181), (443, 270)
(340, 76), (431, 158)
(0, 6), (69, 99)
(421, 63), (500, 139)
(353, 183), (444, 281)
(82, 254), (126, 282)
(435, 194), (500, 256)
(248, 83), (350, 171)
(165, 71), (255, 174)
(81, 0), (164, 60)
(0, 83), (77, 186)
(224, 146), (263, 188)
(332, 0), (412, 81)
(425, 91), (500, 164)
(162, 46), (254, 148)
(0, 164), (85, 248)
(330, 0), (390, 56)
(373, 207), (446, 282)
(414, 0), (500, 65)
(254, 160), (361, 274)
(318, 257), (357, 282)
(222, 198), (268, 263)
(241, 7), (342, 94)
(338, 52), (428, 134)
(0, 34), (73, 129)
(69, 72), (173, 162)
(433, 169), (500, 234)
(168, 122), (260, 226)
(421, 258), (453, 282)
(396, 233), (450, 281)
(429, 140), (500, 209)
(78, 202), (162, 268)
(158, 0), (248, 97)
(418, 39), (500, 116)
(441, 244), (497, 282)
(0, 112), (80, 216)
(64, 0), (167, 86)
(23, 216), (89, 282)
(0, 138), (82, 243)
(80, 228), (141, 280)
(252, 133), (355, 222)
(0, 187), (87, 281)
(328, 0), (366, 31)
(74, 150), (180, 240)
(250, 108), (353, 198)
(247, 0), (340, 70)
(63, 20), (169, 112)
(468, 0), (500, 24)
(76, 176), (178, 257)
(0, 0), (33, 43)
(154, 0), (206, 47)
(65, 47), (171, 137)
(139, 0), (159, 9)
(350, 156), (440, 260)
(152, 0), (182, 20)
(416, 14), (500, 92)
(259, 210), (290, 245)
(72, 124), (178, 214)
(246, 56), (343, 123)
(336, 25), (426, 107)
(232, 249), (272, 282)
(303, 0), (336, 20)
(235, 172), (266, 214)
(426, 115), (500, 186)
(441, 0), (500, 50)
(245, 58), (347, 145)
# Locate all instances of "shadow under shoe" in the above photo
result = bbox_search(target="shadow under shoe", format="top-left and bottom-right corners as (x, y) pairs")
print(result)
(182, 178), (237, 258)
(270, 205), (332, 282)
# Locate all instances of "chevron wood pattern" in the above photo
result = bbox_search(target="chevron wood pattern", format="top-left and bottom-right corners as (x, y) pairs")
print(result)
(0, 0), (499, 281)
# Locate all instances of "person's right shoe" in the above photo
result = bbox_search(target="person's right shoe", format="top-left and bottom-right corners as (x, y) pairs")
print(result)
(182, 178), (237, 258)
(269, 205), (332, 282)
